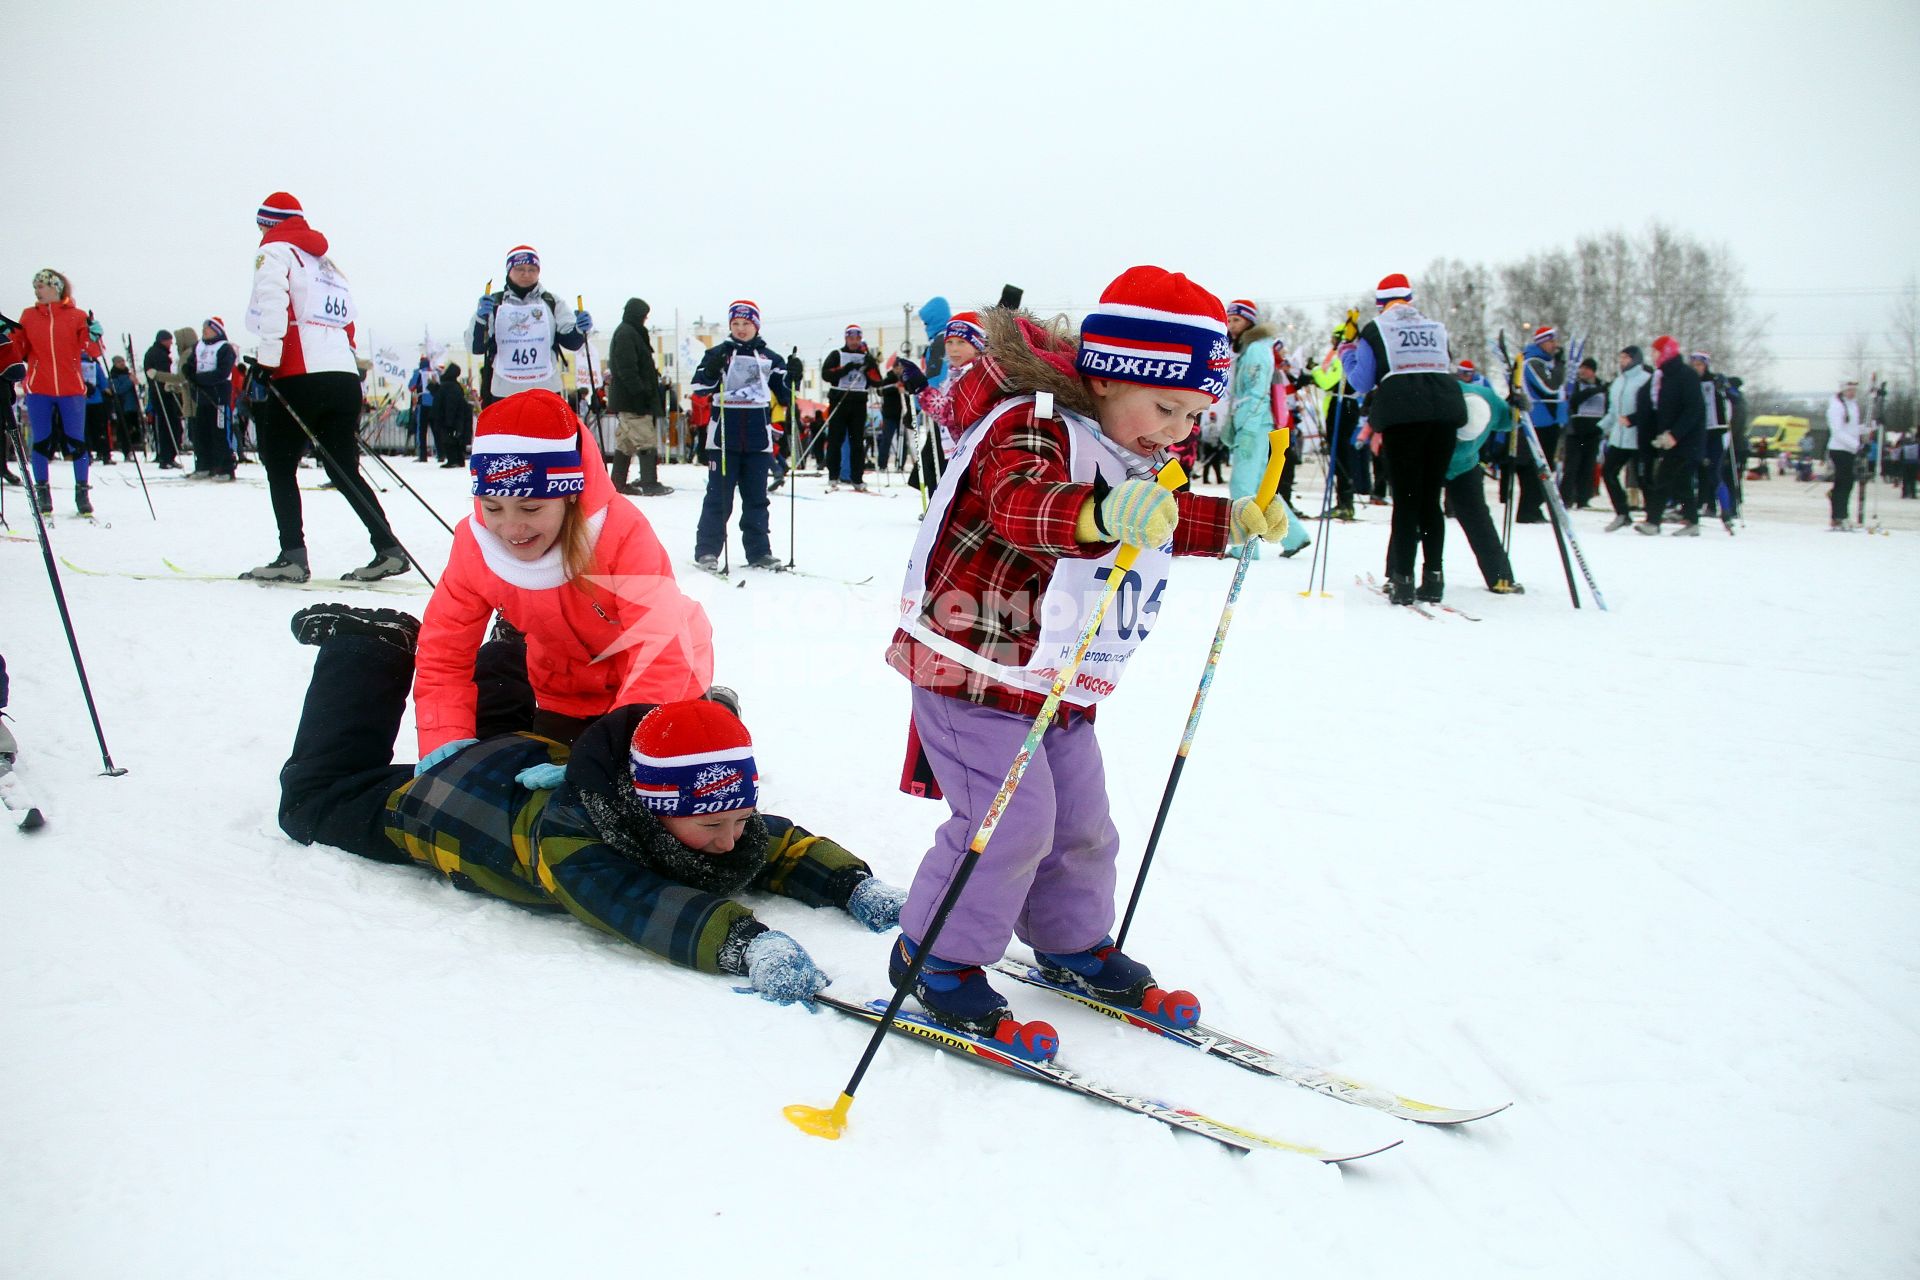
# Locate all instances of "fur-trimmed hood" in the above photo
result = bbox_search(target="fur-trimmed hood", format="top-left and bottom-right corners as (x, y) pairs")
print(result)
(950, 306), (1098, 424)
(1235, 319), (1284, 354)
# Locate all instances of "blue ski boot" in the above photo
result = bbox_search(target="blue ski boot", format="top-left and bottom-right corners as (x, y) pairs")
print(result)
(1032, 937), (1201, 1030)
(889, 935), (1059, 1062)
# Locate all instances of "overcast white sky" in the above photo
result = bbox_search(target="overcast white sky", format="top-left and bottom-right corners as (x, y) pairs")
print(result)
(6, 0), (1917, 392)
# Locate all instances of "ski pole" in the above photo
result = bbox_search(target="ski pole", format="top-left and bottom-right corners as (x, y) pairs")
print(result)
(8, 428), (127, 776)
(254, 368), (437, 589)
(787, 460), (1186, 1142)
(1116, 431), (1286, 951)
(575, 295), (608, 457)
(353, 428), (456, 535)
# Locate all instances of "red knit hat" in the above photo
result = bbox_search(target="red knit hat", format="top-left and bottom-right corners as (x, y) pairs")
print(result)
(256, 192), (303, 228)
(505, 245), (540, 271)
(628, 700), (759, 816)
(1226, 298), (1260, 323)
(1532, 325), (1558, 344)
(945, 311), (987, 350)
(1651, 335), (1682, 364)
(1077, 266), (1230, 401)
(1374, 273), (1413, 305)
(469, 389), (585, 499)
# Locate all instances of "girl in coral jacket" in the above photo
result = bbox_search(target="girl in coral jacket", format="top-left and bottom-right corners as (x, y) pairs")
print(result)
(1, 269), (94, 516)
(411, 388), (717, 768)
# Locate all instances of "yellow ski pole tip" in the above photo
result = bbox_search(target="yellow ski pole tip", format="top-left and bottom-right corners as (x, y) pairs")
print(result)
(784, 1094), (853, 1140)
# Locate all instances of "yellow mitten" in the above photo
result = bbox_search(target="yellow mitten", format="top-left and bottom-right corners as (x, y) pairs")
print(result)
(1229, 494), (1290, 546)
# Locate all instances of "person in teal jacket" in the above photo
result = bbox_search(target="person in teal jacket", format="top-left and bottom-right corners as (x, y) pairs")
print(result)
(1220, 302), (1311, 557)
(1445, 377), (1523, 593)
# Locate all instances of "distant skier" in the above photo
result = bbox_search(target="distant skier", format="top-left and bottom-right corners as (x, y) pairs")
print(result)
(1636, 335), (1706, 535)
(468, 245), (589, 408)
(1340, 273), (1468, 604)
(0, 269), (94, 516)
(187, 317), (237, 481)
(1517, 324), (1566, 523)
(1598, 346), (1651, 532)
(820, 324), (880, 490)
(688, 300), (790, 571)
(241, 191), (409, 581)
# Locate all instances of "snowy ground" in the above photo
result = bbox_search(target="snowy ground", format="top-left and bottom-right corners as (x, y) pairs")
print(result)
(2, 452), (1916, 1280)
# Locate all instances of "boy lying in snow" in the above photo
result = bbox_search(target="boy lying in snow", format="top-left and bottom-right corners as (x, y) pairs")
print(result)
(276, 604), (905, 1004)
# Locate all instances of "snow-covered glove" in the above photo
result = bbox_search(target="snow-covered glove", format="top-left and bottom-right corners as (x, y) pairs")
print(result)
(741, 930), (829, 1008)
(514, 762), (566, 790)
(1090, 477), (1178, 548)
(572, 310), (592, 335)
(414, 738), (478, 777)
(1229, 494), (1289, 548)
(475, 295), (497, 322)
(845, 877), (908, 933)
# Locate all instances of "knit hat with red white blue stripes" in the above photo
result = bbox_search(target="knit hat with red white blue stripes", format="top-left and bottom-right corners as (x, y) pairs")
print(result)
(1375, 273), (1414, 305)
(844, 324), (863, 342)
(468, 389), (585, 500)
(1076, 266), (1231, 402)
(505, 245), (540, 271)
(1532, 325), (1558, 344)
(1226, 298), (1260, 324)
(204, 317), (227, 341)
(628, 699), (759, 816)
(256, 192), (304, 228)
(945, 311), (987, 350)
(728, 300), (761, 330)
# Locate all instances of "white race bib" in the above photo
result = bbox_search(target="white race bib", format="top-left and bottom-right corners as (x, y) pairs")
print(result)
(195, 341), (225, 374)
(495, 297), (555, 385)
(723, 349), (772, 406)
(833, 351), (869, 391)
(1376, 305), (1451, 377)
(899, 397), (1172, 707)
(301, 256), (356, 329)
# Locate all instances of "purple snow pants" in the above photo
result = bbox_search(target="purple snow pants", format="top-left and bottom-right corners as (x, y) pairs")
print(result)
(899, 686), (1120, 967)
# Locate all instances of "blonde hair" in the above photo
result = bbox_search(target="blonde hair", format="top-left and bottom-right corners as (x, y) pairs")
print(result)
(558, 497), (595, 586)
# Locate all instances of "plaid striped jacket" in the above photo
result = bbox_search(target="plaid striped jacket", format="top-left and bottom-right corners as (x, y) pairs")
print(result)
(885, 395), (1233, 723)
(381, 724), (870, 973)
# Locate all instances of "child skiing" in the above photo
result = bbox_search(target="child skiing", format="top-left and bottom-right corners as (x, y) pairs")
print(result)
(688, 300), (790, 571)
(411, 389), (715, 764)
(820, 324), (880, 490)
(884, 267), (1293, 1060)
(280, 606), (907, 1005)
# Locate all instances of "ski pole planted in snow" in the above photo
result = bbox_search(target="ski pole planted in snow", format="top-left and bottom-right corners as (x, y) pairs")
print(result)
(1116, 429), (1286, 950)
(8, 429), (128, 777)
(786, 459), (1187, 1142)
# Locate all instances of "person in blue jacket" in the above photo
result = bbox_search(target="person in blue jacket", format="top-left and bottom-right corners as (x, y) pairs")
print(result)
(1220, 299), (1310, 557)
(1517, 324), (1567, 523)
(689, 300), (791, 571)
(107, 355), (143, 461)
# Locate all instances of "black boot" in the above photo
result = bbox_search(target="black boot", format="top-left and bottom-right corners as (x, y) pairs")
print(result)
(290, 603), (422, 653)
(75, 483), (93, 517)
(1387, 572), (1416, 605)
(1416, 566), (1443, 603)
(33, 483), (52, 515)
(638, 448), (674, 496)
(610, 451), (641, 495)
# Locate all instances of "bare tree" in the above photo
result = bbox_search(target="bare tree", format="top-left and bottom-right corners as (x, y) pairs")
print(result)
(1419, 257), (1494, 369)
(1885, 274), (1920, 431)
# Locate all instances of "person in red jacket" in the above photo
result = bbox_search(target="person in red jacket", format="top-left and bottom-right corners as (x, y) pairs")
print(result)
(4, 270), (95, 516)
(410, 389), (717, 769)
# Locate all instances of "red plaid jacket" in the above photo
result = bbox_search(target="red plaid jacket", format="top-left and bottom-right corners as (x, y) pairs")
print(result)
(886, 393), (1232, 724)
